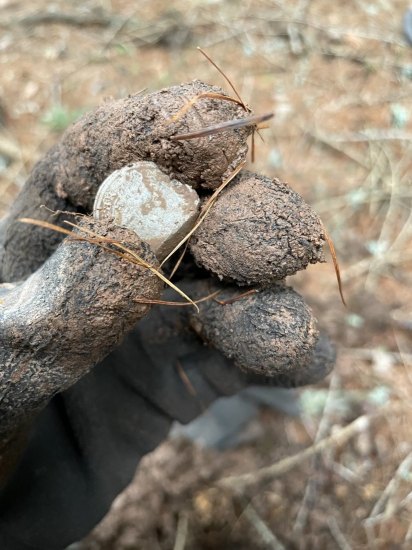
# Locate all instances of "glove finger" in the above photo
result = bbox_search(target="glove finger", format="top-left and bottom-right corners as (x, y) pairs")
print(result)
(244, 331), (336, 388)
(0, 278), (332, 549)
(180, 279), (335, 386)
(189, 170), (326, 286)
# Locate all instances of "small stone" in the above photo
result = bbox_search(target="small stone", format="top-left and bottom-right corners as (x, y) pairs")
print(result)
(93, 161), (200, 260)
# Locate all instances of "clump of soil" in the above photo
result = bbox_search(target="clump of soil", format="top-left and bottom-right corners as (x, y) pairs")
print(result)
(190, 282), (319, 379)
(190, 172), (325, 286)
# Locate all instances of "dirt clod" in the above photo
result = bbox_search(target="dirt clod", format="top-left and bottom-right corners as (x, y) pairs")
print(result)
(190, 171), (326, 286)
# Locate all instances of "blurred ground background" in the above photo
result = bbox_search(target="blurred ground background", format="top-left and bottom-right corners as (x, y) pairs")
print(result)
(1, 0), (412, 548)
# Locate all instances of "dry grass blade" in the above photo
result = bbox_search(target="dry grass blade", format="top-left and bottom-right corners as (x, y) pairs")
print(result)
(170, 112), (273, 141)
(242, 503), (286, 550)
(168, 91), (245, 124)
(175, 361), (197, 398)
(173, 512), (189, 550)
(322, 225), (346, 306)
(19, 219), (133, 264)
(168, 242), (189, 280)
(196, 46), (265, 163)
(197, 47), (249, 112)
(214, 289), (258, 306)
(19, 218), (75, 237)
(252, 128), (266, 163)
(39, 205), (91, 219)
(255, 127), (266, 139)
(133, 289), (221, 307)
(160, 161), (245, 269)
(18, 217), (198, 311)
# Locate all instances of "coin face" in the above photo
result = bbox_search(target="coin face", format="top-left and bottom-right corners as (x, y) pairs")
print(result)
(93, 161), (200, 260)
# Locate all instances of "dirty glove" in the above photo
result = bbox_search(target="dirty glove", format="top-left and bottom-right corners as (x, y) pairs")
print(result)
(0, 81), (335, 550)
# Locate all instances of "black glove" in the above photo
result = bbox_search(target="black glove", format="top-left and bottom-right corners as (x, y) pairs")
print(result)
(0, 81), (335, 550)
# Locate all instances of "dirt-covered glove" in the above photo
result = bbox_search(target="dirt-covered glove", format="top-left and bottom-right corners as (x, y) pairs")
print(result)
(0, 81), (335, 550)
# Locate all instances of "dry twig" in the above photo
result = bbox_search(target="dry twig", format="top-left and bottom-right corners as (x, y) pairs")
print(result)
(217, 406), (397, 495)
(366, 450), (412, 522)
(242, 503), (286, 550)
(173, 512), (189, 550)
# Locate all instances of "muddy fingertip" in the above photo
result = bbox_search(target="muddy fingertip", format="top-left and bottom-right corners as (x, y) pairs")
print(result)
(190, 171), (326, 286)
(190, 283), (319, 379)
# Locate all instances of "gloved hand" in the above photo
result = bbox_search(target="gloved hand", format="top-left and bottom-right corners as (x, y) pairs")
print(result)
(0, 81), (335, 550)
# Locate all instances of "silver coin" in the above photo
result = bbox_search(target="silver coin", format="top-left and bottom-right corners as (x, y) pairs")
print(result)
(93, 161), (200, 260)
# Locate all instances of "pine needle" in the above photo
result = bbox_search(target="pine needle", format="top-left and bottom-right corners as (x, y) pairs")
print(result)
(196, 46), (266, 163)
(323, 226), (346, 307)
(197, 47), (249, 112)
(19, 218), (75, 237)
(214, 289), (258, 305)
(170, 112), (273, 141)
(65, 220), (199, 311)
(133, 289), (221, 307)
(168, 91), (245, 125)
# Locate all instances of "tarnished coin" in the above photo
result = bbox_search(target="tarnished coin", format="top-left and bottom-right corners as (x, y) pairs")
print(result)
(93, 161), (200, 260)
